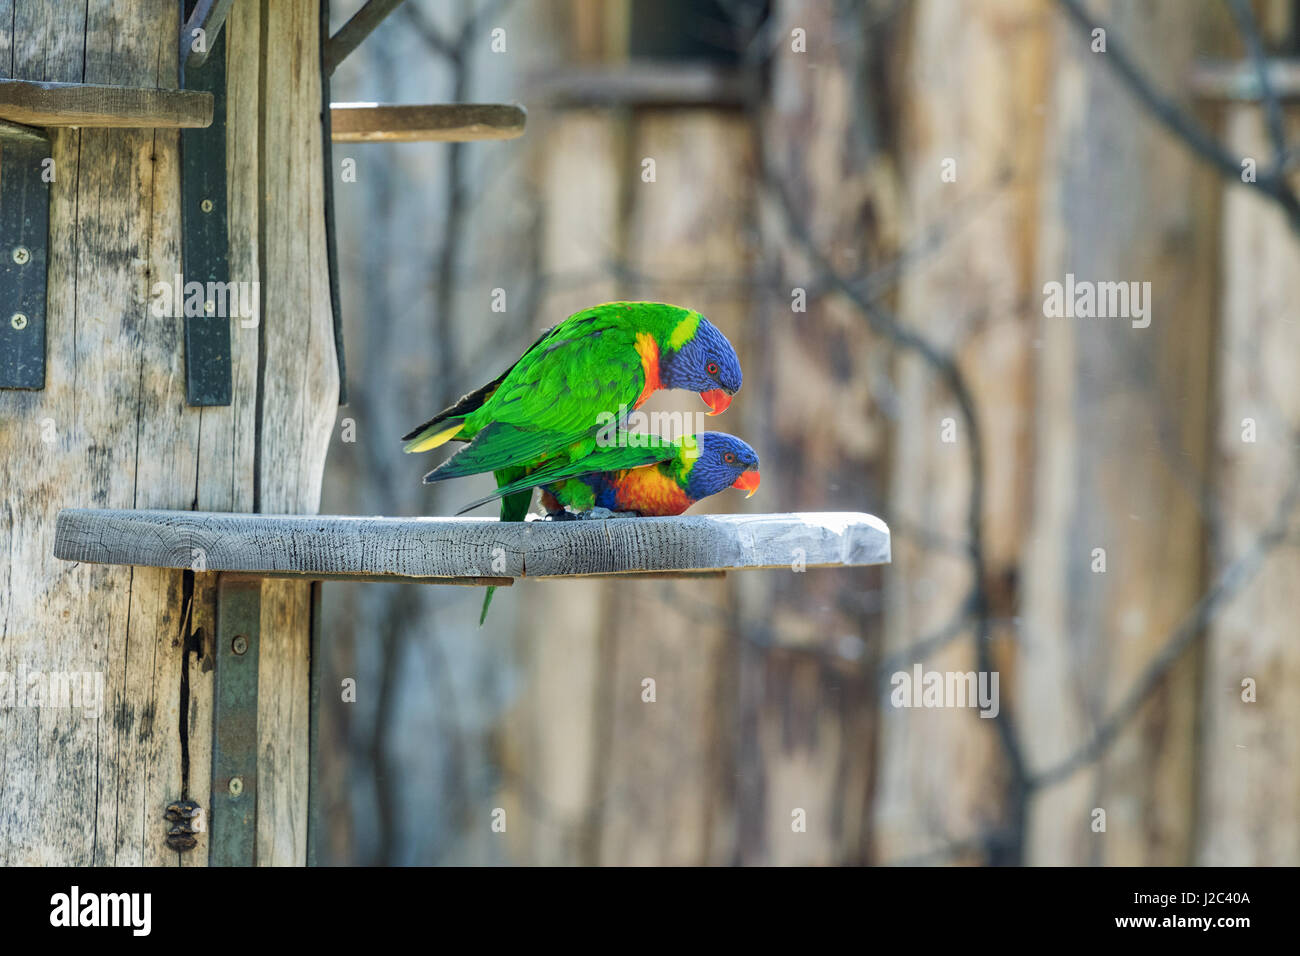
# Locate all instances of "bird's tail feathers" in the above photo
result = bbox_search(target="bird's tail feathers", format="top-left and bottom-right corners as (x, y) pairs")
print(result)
(405, 421), (473, 455)
(478, 483), (533, 627)
(479, 587), (497, 626)
(403, 421), (465, 454)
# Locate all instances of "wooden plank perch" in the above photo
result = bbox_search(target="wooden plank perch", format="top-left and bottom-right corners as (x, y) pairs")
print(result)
(54, 509), (890, 582)
(329, 103), (526, 143)
(0, 78), (213, 128)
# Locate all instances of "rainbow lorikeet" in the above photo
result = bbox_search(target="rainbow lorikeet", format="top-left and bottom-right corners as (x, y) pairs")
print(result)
(402, 301), (742, 470)
(402, 300), (742, 507)
(456, 432), (759, 623)
(401, 301), (744, 622)
(456, 431), (761, 517)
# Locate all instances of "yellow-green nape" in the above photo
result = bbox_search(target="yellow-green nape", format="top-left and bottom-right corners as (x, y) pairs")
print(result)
(677, 434), (701, 472)
(667, 311), (702, 351)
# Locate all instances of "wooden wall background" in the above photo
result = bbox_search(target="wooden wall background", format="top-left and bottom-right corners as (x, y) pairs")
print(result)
(316, 0), (1300, 866)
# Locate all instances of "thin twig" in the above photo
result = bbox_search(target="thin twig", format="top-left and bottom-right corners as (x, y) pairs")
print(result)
(763, 170), (1030, 799)
(1030, 458), (1300, 789)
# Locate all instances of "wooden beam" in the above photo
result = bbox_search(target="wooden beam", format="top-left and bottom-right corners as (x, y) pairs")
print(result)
(531, 62), (748, 108)
(329, 102), (526, 143)
(0, 78), (213, 128)
(1190, 58), (1300, 101)
(0, 117), (48, 144)
(323, 0), (408, 76)
(53, 509), (890, 580)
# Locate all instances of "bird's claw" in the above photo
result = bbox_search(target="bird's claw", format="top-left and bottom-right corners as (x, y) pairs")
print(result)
(545, 507), (641, 520)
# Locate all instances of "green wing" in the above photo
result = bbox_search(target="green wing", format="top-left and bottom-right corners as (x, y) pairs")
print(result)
(454, 436), (680, 514)
(424, 308), (647, 482)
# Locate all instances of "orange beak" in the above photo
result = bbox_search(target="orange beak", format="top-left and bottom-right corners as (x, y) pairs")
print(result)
(731, 469), (761, 499)
(700, 388), (732, 416)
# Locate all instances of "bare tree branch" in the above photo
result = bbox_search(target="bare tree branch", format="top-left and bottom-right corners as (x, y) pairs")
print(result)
(1030, 456), (1300, 790)
(762, 166), (1030, 798)
(1057, 0), (1300, 233)
(1224, 0), (1288, 165)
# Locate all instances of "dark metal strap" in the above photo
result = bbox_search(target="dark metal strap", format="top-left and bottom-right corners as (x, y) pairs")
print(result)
(179, 28), (232, 406)
(210, 574), (261, 867)
(0, 122), (51, 389)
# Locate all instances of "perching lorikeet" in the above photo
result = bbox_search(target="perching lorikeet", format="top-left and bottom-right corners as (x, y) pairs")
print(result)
(456, 432), (761, 517)
(401, 301), (744, 622)
(401, 301), (743, 476)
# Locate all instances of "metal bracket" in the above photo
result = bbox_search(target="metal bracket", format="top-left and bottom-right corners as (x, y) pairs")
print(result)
(179, 27), (232, 406)
(182, 0), (237, 71)
(210, 573), (260, 867)
(0, 119), (51, 389)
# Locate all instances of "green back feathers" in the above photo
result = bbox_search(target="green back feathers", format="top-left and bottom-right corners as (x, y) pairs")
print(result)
(420, 303), (702, 484)
(403, 303), (705, 462)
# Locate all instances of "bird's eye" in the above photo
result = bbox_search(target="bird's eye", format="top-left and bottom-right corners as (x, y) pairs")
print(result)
(724, 452), (736, 464)
(707, 362), (720, 376)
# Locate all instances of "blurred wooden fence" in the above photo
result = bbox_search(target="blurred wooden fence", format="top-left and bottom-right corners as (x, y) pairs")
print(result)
(316, 0), (1299, 866)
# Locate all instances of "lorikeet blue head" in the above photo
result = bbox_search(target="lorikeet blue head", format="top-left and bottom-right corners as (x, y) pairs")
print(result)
(659, 315), (743, 415)
(682, 432), (761, 500)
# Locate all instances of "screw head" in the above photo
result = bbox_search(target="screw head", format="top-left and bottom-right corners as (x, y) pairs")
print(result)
(232, 634), (249, 655)
(12, 246), (30, 265)
(10, 313), (27, 330)
(228, 777), (244, 797)
(200, 198), (214, 214)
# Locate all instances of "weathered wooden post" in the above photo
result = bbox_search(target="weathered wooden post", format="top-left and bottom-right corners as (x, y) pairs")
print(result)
(0, 0), (340, 865)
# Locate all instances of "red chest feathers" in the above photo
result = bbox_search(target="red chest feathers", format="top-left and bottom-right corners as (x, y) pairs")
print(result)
(611, 464), (693, 516)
